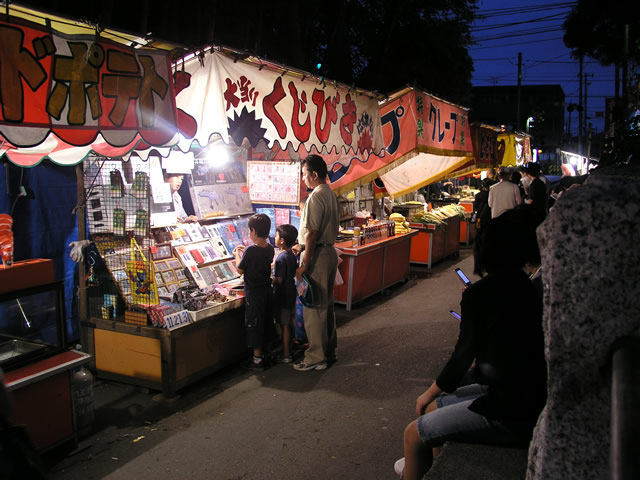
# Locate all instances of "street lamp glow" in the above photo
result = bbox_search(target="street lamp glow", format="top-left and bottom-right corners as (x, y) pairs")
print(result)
(526, 116), (534, 133)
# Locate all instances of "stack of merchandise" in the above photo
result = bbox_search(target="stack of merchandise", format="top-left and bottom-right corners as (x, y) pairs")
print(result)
(389, 213), (411, 234)
(0, 214), (14, 267)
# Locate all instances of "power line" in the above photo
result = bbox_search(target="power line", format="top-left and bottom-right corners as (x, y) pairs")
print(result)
(472, 24), (564, 42)
(475, 2), (576, 19)
(470, 12), (568, 32)
(470, 36), (563, 50)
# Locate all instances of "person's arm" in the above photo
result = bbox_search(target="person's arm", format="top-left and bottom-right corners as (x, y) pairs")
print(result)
(515, 184), (523, 205)
(296, 228), (319, 280)
(273, 256), (283, 285)
(233, 245), (246, 274)
(415, 382), (443, 416)
(434, 289), (478, 392)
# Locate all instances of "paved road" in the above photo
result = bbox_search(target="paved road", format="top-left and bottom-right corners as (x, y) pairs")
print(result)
(45, 249), (526, 479)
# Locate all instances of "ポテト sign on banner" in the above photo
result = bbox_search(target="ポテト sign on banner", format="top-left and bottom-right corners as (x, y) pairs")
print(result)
(0, 17), (180, 150)
(175, 50), (384, 155)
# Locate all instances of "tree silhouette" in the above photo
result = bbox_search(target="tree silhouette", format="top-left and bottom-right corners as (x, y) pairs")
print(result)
(27, 0), (477, 101)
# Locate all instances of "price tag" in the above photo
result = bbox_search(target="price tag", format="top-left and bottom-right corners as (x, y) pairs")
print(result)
(164, 310), (193, 330)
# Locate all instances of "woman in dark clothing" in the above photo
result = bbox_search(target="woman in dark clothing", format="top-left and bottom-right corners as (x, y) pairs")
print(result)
(395, 214), (546, 480)
(523, 163), (548, 225)
(472, 178), (495, 276)
(510, 169), (526, 199)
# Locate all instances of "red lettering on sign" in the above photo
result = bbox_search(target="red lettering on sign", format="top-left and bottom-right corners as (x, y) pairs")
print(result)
(237, 75), (258, 106)
(262, 77), (287, 138)
(339, 93), (356, 145)
(312, 89), (339, 144)
(288, 81), (311, 142)
(224, 78), (240, 111)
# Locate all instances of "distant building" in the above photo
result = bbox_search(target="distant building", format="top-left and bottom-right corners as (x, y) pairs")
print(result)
(469, 85), (565, 172)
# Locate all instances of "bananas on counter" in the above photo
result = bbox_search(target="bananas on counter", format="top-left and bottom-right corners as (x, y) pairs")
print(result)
(389, 213), (411, 234)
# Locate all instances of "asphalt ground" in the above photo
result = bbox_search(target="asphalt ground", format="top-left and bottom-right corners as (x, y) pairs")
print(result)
(44, 247), (527, 479)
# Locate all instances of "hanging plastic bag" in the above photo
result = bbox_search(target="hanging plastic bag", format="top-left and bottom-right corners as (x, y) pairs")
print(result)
(125, 238), (159, 305)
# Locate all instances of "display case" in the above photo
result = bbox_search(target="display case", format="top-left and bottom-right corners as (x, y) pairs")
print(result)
(1, 273), (91, 452)
(0, 281), (67, 372)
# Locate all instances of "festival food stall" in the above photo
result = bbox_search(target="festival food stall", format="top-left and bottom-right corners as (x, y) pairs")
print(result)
(0, 3), (223, 397)
(80, 46), (384, 394)
(304, 87), (472, 300)
(333, 218), (417, 311)
(497, 131), (532, 167)
(370, 88), (474, 268)
(443, 123), (502, 245)
(0, 3), (186, 440)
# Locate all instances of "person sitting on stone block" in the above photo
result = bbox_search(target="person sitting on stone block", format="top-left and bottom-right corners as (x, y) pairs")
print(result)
(394, 214), (547, 479)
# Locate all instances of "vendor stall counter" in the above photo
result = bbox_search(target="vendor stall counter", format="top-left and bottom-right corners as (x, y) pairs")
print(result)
(334, 230), (418, 311)
(409, 217), (461, 270)
(458, 200), (476, 246)
(89, 298), (246, 397)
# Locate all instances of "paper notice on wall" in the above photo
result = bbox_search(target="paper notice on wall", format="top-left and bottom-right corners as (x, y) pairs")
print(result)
(152, 182), (172, 204)
(275, 208), (290, 227)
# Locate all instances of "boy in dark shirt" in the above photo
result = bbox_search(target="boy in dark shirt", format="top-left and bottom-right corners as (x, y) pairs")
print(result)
(273, 224), (299, 363)
(233, 214), (275, 370)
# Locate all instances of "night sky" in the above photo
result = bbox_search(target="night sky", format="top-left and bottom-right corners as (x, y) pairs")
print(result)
(471, 0), (616, 136)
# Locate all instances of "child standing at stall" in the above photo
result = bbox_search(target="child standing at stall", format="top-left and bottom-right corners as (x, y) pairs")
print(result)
(272, 224), (299, 363)
(233, 214), (274, 370)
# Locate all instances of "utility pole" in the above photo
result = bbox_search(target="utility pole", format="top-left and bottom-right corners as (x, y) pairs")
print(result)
(517, 52), (522, 131)
(623, 24), (629, 116)
(584, 73), (592, 141)
(578, 55), (583, 154)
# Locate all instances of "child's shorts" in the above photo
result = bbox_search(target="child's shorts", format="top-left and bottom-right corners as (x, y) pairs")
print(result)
(276, 307), (295, 326)
(244, 289), (271, 348)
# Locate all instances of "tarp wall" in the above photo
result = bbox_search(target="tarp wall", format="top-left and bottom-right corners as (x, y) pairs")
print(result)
(0, 162), (79, 342)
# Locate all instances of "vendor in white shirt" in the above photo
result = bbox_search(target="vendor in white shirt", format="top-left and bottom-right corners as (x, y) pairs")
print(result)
(164, 172), (198, 223)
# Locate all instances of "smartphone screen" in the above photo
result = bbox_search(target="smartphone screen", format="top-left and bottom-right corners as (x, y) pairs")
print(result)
(449, 310), (461, 320)
(455, 268), (472, 286)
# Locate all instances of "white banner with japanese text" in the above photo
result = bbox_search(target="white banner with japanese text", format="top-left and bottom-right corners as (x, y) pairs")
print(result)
(175, 50), (384, 155)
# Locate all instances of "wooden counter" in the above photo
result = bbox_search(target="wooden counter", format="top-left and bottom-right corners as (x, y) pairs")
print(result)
(334, 230), (418, 311)
(408, 217), (461, 269)
(89, 301), (246, 397)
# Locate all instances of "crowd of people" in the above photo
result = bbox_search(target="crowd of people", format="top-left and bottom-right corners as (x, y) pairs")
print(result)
(472, 164), (552, 276)
(229, 155), (555, 479)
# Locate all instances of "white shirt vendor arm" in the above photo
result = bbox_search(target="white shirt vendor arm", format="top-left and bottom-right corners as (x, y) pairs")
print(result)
(172, 190), (189, 222)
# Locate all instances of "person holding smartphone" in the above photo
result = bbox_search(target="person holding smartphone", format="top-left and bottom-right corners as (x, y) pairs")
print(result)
(395, 214), (546, 479)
